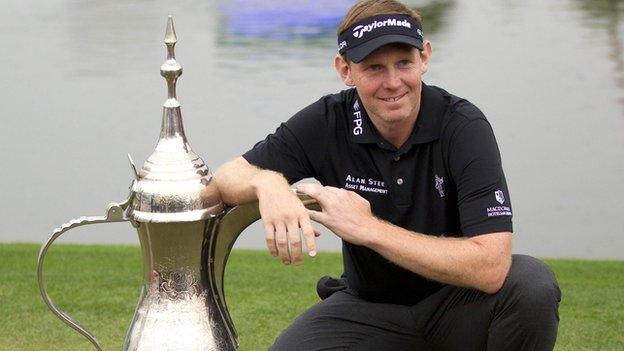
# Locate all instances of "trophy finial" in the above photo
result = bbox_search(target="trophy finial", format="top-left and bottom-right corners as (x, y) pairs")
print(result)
(165, 15), (177, 45)
(161, 15), (182, 103)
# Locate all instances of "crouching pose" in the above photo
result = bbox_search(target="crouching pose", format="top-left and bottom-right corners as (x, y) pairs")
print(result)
(213, 1), (561, 349)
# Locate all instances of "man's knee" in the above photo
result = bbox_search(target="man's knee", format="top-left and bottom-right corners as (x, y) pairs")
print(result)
(501, 255), (561, 311)
(487, 255), (561, 350)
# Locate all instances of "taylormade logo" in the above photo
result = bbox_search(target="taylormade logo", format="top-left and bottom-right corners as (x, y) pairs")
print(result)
(352, 18), (412, 38)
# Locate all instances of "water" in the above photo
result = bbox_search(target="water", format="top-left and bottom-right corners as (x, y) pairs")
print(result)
(1, 0), (623, 259)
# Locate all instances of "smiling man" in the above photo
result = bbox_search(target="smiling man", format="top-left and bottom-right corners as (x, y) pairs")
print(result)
(213, 0), (560, 350)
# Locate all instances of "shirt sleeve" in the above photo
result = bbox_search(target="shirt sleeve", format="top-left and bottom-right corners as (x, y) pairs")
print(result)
(447, 117), (513, 236)
(242, 97), (329, 184)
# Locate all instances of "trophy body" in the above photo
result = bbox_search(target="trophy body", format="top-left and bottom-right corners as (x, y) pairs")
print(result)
(123, 221), (231, 351)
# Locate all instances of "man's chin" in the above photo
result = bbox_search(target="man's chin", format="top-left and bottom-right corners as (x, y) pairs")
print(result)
(382, 109), (410, 121)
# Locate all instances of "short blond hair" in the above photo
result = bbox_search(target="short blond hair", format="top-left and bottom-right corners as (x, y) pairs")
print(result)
(337, 0), (422, 36)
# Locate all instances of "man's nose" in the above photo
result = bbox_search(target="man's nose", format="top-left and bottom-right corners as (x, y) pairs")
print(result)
(383, 68), (402, 89)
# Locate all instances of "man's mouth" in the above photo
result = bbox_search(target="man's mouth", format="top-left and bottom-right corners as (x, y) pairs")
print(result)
(380, 93), (406, 102)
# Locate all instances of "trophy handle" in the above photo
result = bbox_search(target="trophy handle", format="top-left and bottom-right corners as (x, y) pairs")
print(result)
(37, 200), (132, 351)
(208, 192), (320, 348)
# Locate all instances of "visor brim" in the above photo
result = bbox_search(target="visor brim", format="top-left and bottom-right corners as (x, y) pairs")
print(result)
(344, 35), (424, 63)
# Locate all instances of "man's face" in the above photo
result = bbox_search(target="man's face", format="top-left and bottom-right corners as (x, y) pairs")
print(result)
(335, 42), (431, 130)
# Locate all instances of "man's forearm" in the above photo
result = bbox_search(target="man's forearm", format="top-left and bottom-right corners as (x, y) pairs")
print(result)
(364, 218), (512, 293)
(213, 156), (288, 205)
(297, 184), (512, 293)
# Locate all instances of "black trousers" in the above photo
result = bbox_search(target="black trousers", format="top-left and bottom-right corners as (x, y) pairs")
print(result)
(270, 255), (561, 351)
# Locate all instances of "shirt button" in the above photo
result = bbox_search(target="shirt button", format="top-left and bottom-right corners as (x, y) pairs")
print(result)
(397, 178), (404, 185)
(393, 155), (401, 161)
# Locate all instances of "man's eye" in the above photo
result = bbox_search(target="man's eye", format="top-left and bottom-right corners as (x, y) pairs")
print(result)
(398, 60), (412, 67)
(367, 65), (382, 72)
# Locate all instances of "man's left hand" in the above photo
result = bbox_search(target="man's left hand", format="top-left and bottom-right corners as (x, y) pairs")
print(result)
(297, 183), (376, 246)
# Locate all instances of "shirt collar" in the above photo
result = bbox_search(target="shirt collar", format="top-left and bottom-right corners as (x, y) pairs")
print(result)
(347, 83), (448, 146)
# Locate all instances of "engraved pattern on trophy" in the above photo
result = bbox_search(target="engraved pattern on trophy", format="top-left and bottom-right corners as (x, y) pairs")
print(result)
(159, 271), (201, 299)
(36, 15), (319, 351)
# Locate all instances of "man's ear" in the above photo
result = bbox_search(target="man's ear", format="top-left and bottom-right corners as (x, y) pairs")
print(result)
(334, 54), (354, 86)
(420, 40), (432, 74)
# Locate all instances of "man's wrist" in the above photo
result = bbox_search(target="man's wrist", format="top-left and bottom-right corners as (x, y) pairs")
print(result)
(250, 170), (289, 198)
(360, 216), (386, 248)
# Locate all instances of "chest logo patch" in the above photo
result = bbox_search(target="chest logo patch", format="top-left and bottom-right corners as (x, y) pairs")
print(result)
(344, 174), (388, 195)
(434, 174), (445, 198)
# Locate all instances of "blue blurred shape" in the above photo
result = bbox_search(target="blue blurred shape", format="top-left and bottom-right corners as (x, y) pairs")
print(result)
(218, 0), (357, 40)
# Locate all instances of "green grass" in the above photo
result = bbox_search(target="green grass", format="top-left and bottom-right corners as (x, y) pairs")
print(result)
(1, 243), (622, 350)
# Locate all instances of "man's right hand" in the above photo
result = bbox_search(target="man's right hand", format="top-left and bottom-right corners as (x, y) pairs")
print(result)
(213, 157), (319, 266)
(253, 171), (318, 265)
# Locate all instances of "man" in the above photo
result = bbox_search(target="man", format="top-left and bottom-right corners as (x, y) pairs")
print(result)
(212, 0), (561, 349)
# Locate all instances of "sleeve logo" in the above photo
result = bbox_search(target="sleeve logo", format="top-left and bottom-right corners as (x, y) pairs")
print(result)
(495, 190), (505, 204)
(487, 190), (512, 217)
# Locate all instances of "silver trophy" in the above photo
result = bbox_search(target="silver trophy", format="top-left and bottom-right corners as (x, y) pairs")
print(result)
(37, 16), (317, 351)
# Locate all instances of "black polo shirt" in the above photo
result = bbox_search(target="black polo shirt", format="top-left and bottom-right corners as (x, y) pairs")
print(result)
(243, 83), (513, 305)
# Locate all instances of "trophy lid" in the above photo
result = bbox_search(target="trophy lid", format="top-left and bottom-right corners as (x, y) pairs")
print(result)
(131, 16), (224, 222)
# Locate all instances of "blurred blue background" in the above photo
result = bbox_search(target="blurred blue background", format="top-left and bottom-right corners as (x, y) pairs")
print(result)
(1, 0), (622, 258)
